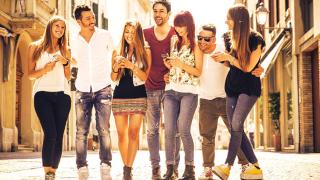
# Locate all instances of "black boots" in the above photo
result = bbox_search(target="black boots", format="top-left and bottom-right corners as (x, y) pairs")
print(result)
(162, 164), (176, 180)
(178, 165), (195, 180)
(123, 166), (132, 180)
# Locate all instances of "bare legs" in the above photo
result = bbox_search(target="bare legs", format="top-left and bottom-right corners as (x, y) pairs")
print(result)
(115, 114), (144, 167)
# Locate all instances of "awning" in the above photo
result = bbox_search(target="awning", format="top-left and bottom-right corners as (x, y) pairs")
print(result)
(260, 35), (287, 77)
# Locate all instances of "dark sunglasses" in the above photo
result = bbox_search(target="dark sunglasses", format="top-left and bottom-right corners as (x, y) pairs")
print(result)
(197, 35), (213, 42)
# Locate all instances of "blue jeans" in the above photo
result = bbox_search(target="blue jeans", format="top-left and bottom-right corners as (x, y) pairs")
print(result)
(146, 89), (180, 169)
(163, 90), (198, 166)
(225, 94), (258, 165)
(75, 86), (113, 168)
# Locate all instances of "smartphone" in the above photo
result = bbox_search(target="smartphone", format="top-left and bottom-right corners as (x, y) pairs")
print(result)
(161, 53), (169, 59)
(115, 56), (125, 63)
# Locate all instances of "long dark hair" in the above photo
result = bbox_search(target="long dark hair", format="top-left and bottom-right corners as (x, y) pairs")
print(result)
(173, 11), (195, 52)
(228, 4), (251, 69)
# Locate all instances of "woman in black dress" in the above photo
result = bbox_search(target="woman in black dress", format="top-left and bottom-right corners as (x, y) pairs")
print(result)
(110, 20), (151, 180)
(211, 4), (265, 180)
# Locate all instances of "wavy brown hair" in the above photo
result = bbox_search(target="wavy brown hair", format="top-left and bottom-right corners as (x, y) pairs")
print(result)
(32, 16), (68, 61)
(118, 20), (148, 79)
(228, 4), (251, 70)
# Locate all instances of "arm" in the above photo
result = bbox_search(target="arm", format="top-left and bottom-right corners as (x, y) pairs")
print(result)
(251, 64), (264, 77)
(125, 48), (151, 81)
(110, 50), (121, 82)
(169, 45), (203, 77)
(53, 49), (72, 80)
(28, 44), (56, 80)
(63, 49), (71, 80)
(212, 44), (262, 72)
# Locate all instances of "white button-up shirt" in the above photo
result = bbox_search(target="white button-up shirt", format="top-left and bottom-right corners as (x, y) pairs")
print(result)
(71, 28), (114, 92)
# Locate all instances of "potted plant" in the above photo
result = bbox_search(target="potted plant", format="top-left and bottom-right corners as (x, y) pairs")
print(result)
(269, 92), (281, 151)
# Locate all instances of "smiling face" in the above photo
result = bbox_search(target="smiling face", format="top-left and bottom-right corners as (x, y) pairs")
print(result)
(197, 29), (215, 53)
(175, 26), (188, 38)
(124, 25), (135, 45)
(78, 10), (95, 31)
(51, 20), (65, 39)
(153, 3), (170, 26)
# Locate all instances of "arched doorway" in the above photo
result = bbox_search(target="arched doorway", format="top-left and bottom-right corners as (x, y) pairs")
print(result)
(14, 31), (41, 150)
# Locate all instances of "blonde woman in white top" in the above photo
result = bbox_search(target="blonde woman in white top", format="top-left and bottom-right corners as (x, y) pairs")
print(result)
(28, 16), (71, 180)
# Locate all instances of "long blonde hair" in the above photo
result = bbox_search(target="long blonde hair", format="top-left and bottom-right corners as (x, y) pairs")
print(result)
(228, 4), (251, 70)
(118, 20), (148, 78)
(32, 16), (68, 61)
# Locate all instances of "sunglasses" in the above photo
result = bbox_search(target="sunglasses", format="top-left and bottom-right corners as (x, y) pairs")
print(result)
(197, 35), (213, 42)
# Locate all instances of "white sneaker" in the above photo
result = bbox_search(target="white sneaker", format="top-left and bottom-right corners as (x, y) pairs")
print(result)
(100, 163), (112, 180)
(199, 167), (213, 180)
(78, 166), (89, 180)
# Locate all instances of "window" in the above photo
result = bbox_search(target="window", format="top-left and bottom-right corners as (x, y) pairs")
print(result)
(71, 0), (75, 17)
(102, 14), (108, 30)
(276, 0), (280, 24)
(92, 2), (99, 26)
(269, 0), (275, 32)
(300, 0), (313, 32)
(285, 0), (289, 10)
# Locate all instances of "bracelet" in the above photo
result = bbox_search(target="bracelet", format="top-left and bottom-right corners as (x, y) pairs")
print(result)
(63, 60), (69, 67)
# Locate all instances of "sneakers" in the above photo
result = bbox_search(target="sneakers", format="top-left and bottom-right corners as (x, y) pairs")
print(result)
(78, 166), (89, 180)
(198, 167), (213, 180)
(240, 163), (263, 180)
(45, 172), (55, 180)
(101, 163), (112, 180)
(212, 164), (230, 180)
(152, 166), (161, 180)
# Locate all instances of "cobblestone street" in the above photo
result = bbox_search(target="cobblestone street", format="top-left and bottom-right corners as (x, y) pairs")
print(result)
(0, 150), (320, 180)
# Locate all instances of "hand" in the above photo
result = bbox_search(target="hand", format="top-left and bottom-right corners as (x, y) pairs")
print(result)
(113, 56), (123, 72)
(167, 57), (182, 68)
(53, 54), (68, 64)
(163, 58), (172, 69)
(44, 61), (56, 73)
(211, 52), (231, 63)
(119, 58), (134, 69)
(163, 73), (169, 84)
(252, 64), (264, 77)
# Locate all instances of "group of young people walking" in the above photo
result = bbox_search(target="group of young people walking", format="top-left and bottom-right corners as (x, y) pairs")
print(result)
(28, 0), (265, 180)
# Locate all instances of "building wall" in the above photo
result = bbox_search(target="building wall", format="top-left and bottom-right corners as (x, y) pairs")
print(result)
(298, 53), (314, 152)
(0, 0), (65, 152)
(244, 0), (320, 153)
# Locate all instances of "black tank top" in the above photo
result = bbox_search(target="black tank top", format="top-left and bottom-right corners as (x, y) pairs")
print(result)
(113, 68), (147, 99)
(225, 31), (266, 97)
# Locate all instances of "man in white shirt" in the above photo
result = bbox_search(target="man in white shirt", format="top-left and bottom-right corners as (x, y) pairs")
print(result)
(71, 5), (114, 180)
(197, 24), (251, 180)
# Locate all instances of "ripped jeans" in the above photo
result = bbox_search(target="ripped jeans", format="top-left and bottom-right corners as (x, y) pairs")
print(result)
(75, 86), (113, 168)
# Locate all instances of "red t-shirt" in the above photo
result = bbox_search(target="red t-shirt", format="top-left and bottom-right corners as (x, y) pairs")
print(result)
(143, 27), (176, 90)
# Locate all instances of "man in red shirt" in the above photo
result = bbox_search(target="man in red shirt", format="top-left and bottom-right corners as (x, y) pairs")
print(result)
(143, 0), (180, 179)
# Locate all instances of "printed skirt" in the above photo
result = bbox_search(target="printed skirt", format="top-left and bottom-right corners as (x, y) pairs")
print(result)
(112, 97), (147, 116)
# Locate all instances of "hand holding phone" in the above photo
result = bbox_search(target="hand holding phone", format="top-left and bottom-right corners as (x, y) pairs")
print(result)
(161, 53), (169, 61)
